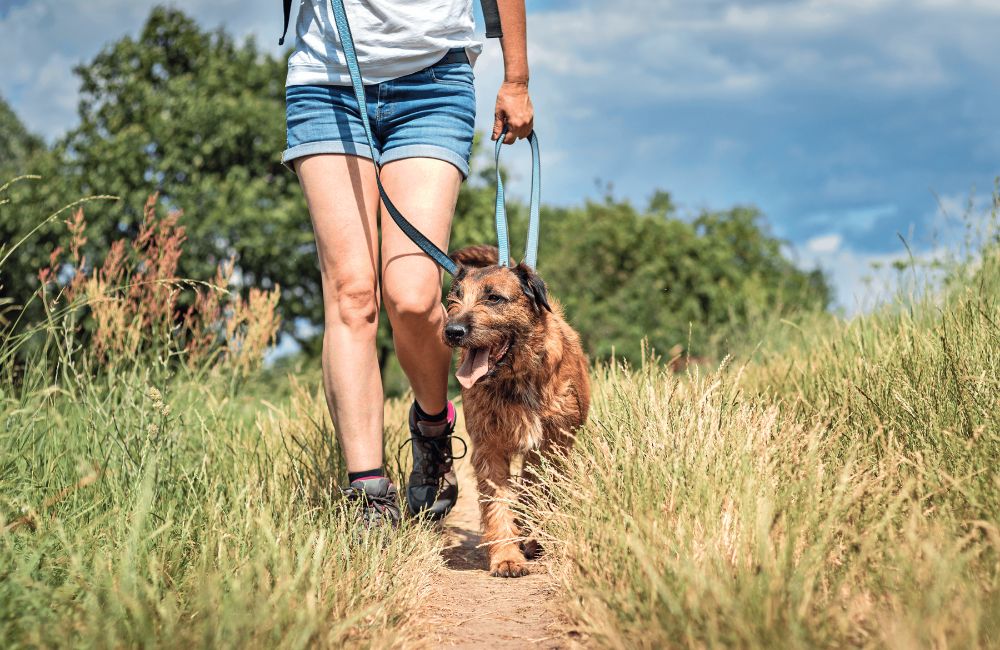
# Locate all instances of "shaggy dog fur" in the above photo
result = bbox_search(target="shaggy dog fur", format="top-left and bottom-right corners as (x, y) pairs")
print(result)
(444, 245), (590, 578)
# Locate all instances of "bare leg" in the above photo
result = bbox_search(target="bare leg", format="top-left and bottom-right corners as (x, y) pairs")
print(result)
(380, 157), (462, 414)
(295, 154), (383, 474)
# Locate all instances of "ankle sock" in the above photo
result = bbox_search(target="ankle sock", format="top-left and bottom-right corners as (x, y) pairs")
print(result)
(414, 400), (448, 423)
(414, 400), (454, 438)
(348, 467), (385, 483)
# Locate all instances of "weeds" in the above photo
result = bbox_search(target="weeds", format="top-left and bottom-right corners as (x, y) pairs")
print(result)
(3, 174), (998, 648)
(0, 179), (438, 648)
(527, 201), (1000, 647)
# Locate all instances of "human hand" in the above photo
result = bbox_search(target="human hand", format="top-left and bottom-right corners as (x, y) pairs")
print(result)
(492, 80), (533, 144)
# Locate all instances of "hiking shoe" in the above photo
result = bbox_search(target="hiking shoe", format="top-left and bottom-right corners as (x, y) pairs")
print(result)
(404, 401), (466, 520)
(343, 477), (401, 531)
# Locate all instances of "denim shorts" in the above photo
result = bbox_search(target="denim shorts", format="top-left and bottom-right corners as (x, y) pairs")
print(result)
(282, 50), (476, 178)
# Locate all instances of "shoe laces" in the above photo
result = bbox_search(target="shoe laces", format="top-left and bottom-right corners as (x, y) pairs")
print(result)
(396, 430), (468, 487)
(343, 485), (398, 522)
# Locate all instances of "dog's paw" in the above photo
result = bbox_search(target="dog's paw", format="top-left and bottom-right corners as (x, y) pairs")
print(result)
(490, 559), (530, 578)
(521, 539), (543, 560)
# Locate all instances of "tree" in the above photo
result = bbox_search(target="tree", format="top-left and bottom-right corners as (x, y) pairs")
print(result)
(1, 6), (831, 378)
(2, 7), (315, 336)
(535, 195), (830, 361)
(0, 96), (44, 177)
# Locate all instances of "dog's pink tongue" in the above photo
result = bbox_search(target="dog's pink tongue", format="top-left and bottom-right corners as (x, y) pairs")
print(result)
(456, 348), (490, 389)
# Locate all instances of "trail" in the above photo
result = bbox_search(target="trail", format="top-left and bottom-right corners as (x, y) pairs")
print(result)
(413, 430), (579, 649)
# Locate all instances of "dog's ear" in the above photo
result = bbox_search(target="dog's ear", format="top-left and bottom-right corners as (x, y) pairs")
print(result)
(451, 245), (500, 269)
(514, 264), (552, 313)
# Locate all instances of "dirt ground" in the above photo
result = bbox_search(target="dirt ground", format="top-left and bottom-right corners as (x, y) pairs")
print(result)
(412, 441), (582, 649)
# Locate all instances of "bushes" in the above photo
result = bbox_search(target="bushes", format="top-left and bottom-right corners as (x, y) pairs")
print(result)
(6, 180), (281, 384)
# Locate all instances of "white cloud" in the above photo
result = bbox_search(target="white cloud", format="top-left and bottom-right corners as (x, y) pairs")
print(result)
(798, 240), (946, 314)
(6, 0), (1000, 142)
(0, 0), (292, 139)
(2, 0), (998, 316)
(805, 233), (843, 254)
(523, 0), (1000, 109)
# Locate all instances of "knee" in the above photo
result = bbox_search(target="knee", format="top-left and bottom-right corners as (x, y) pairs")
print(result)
(384, 283), (441, 326)
(328, 282), (379, 333)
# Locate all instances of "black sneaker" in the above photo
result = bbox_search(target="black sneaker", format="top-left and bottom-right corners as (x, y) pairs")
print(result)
(343, 477), (401, 530)
(403, 401), (466, 520)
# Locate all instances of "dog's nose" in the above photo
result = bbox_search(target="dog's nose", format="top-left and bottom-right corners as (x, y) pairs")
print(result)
(444, 323), (468, 344)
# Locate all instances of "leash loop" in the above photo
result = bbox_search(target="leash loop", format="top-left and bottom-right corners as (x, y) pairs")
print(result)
(493, 126), (542, 269)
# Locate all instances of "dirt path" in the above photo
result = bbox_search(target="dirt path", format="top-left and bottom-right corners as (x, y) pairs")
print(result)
(413, 437), (579, 649)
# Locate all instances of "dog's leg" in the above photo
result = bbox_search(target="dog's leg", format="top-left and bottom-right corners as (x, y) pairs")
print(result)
(473, 445), (529, 578)
(517, 448), (545, 560)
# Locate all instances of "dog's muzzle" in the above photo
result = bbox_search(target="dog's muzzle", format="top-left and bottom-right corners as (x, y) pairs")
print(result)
(444, 323), (469, 345)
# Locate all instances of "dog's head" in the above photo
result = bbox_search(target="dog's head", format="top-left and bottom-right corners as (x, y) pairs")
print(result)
(445, 245), (551, 388)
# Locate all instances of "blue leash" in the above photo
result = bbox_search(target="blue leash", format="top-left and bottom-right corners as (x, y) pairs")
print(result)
(493, 128), (541, 269)
(329, 0), (542, 274)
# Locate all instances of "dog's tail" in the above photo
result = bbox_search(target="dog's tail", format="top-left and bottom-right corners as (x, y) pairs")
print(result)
(450, 245), (513, 269)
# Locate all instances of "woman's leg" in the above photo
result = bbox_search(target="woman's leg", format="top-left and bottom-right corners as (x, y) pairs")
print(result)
(380, 157), (462, 414)
(295, 153), (384, 474)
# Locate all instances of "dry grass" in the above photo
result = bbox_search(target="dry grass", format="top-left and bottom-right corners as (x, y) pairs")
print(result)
(1, 181), (439, 648)
(528, 233), (999, 647)
(4, 176), (998, 648)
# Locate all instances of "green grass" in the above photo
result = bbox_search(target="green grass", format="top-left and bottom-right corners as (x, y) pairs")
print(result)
(0, 180), (443, 648)
(527, 245), (1000, 646)
(2, 180), (998, 647)
(0, 365), (437, 648)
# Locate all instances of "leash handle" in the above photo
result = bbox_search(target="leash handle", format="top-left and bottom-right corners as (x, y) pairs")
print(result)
(329, 0), (460, 276)
(493, 126), (542, 269)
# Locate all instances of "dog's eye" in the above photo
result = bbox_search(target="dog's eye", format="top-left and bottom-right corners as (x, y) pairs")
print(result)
(484, 293), (507, 305)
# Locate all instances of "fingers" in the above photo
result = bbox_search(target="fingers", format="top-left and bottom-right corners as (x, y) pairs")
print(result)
(493, 85), (534, 143)
(493, 114), (533, 143)
(492, 112), (505, 141)
(503, 119), (532, 143)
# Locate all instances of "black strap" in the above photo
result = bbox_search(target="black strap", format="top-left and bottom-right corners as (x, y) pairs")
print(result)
(481, 0), (503, 39)
(330, 0), (461, 276)
(279, 0), (293, 45)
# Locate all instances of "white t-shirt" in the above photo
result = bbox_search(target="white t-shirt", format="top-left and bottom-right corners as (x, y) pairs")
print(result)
(286, 0), (483, 87)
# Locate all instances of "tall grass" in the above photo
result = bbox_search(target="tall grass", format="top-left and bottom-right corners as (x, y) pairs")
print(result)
(0, 179), (438, 648)
(5, 174), (998, 648)
(530, 217), (999, 646)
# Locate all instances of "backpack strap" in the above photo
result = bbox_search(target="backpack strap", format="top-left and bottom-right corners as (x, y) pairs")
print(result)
(279, 0), (293, 45)
(481, 0), (503, 39)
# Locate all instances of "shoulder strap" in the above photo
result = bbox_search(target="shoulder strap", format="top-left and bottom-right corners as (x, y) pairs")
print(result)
(480, 0), (503, 39)
(279, 0), (293, 45)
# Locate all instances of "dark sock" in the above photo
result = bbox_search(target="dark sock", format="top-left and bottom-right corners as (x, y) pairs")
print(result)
(348, 467), (384, 483)
(414, 400), (448, 423)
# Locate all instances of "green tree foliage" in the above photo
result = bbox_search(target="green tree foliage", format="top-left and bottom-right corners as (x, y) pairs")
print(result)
(0, 96), (44, 177)
(1, 5), (830, 375)
(532, 195), (830, 361)
(2, 7), (314, 329)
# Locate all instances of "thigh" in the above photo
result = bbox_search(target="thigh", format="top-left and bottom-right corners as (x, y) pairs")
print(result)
(379, 157), (462, 293)
(295, 154), (380, 307)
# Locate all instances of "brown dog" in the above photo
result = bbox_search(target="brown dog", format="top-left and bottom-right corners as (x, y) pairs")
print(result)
(444, 245), (590, 578)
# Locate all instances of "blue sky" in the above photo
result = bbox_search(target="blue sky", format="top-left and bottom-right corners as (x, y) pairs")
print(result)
(2, 0), (998, 311)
